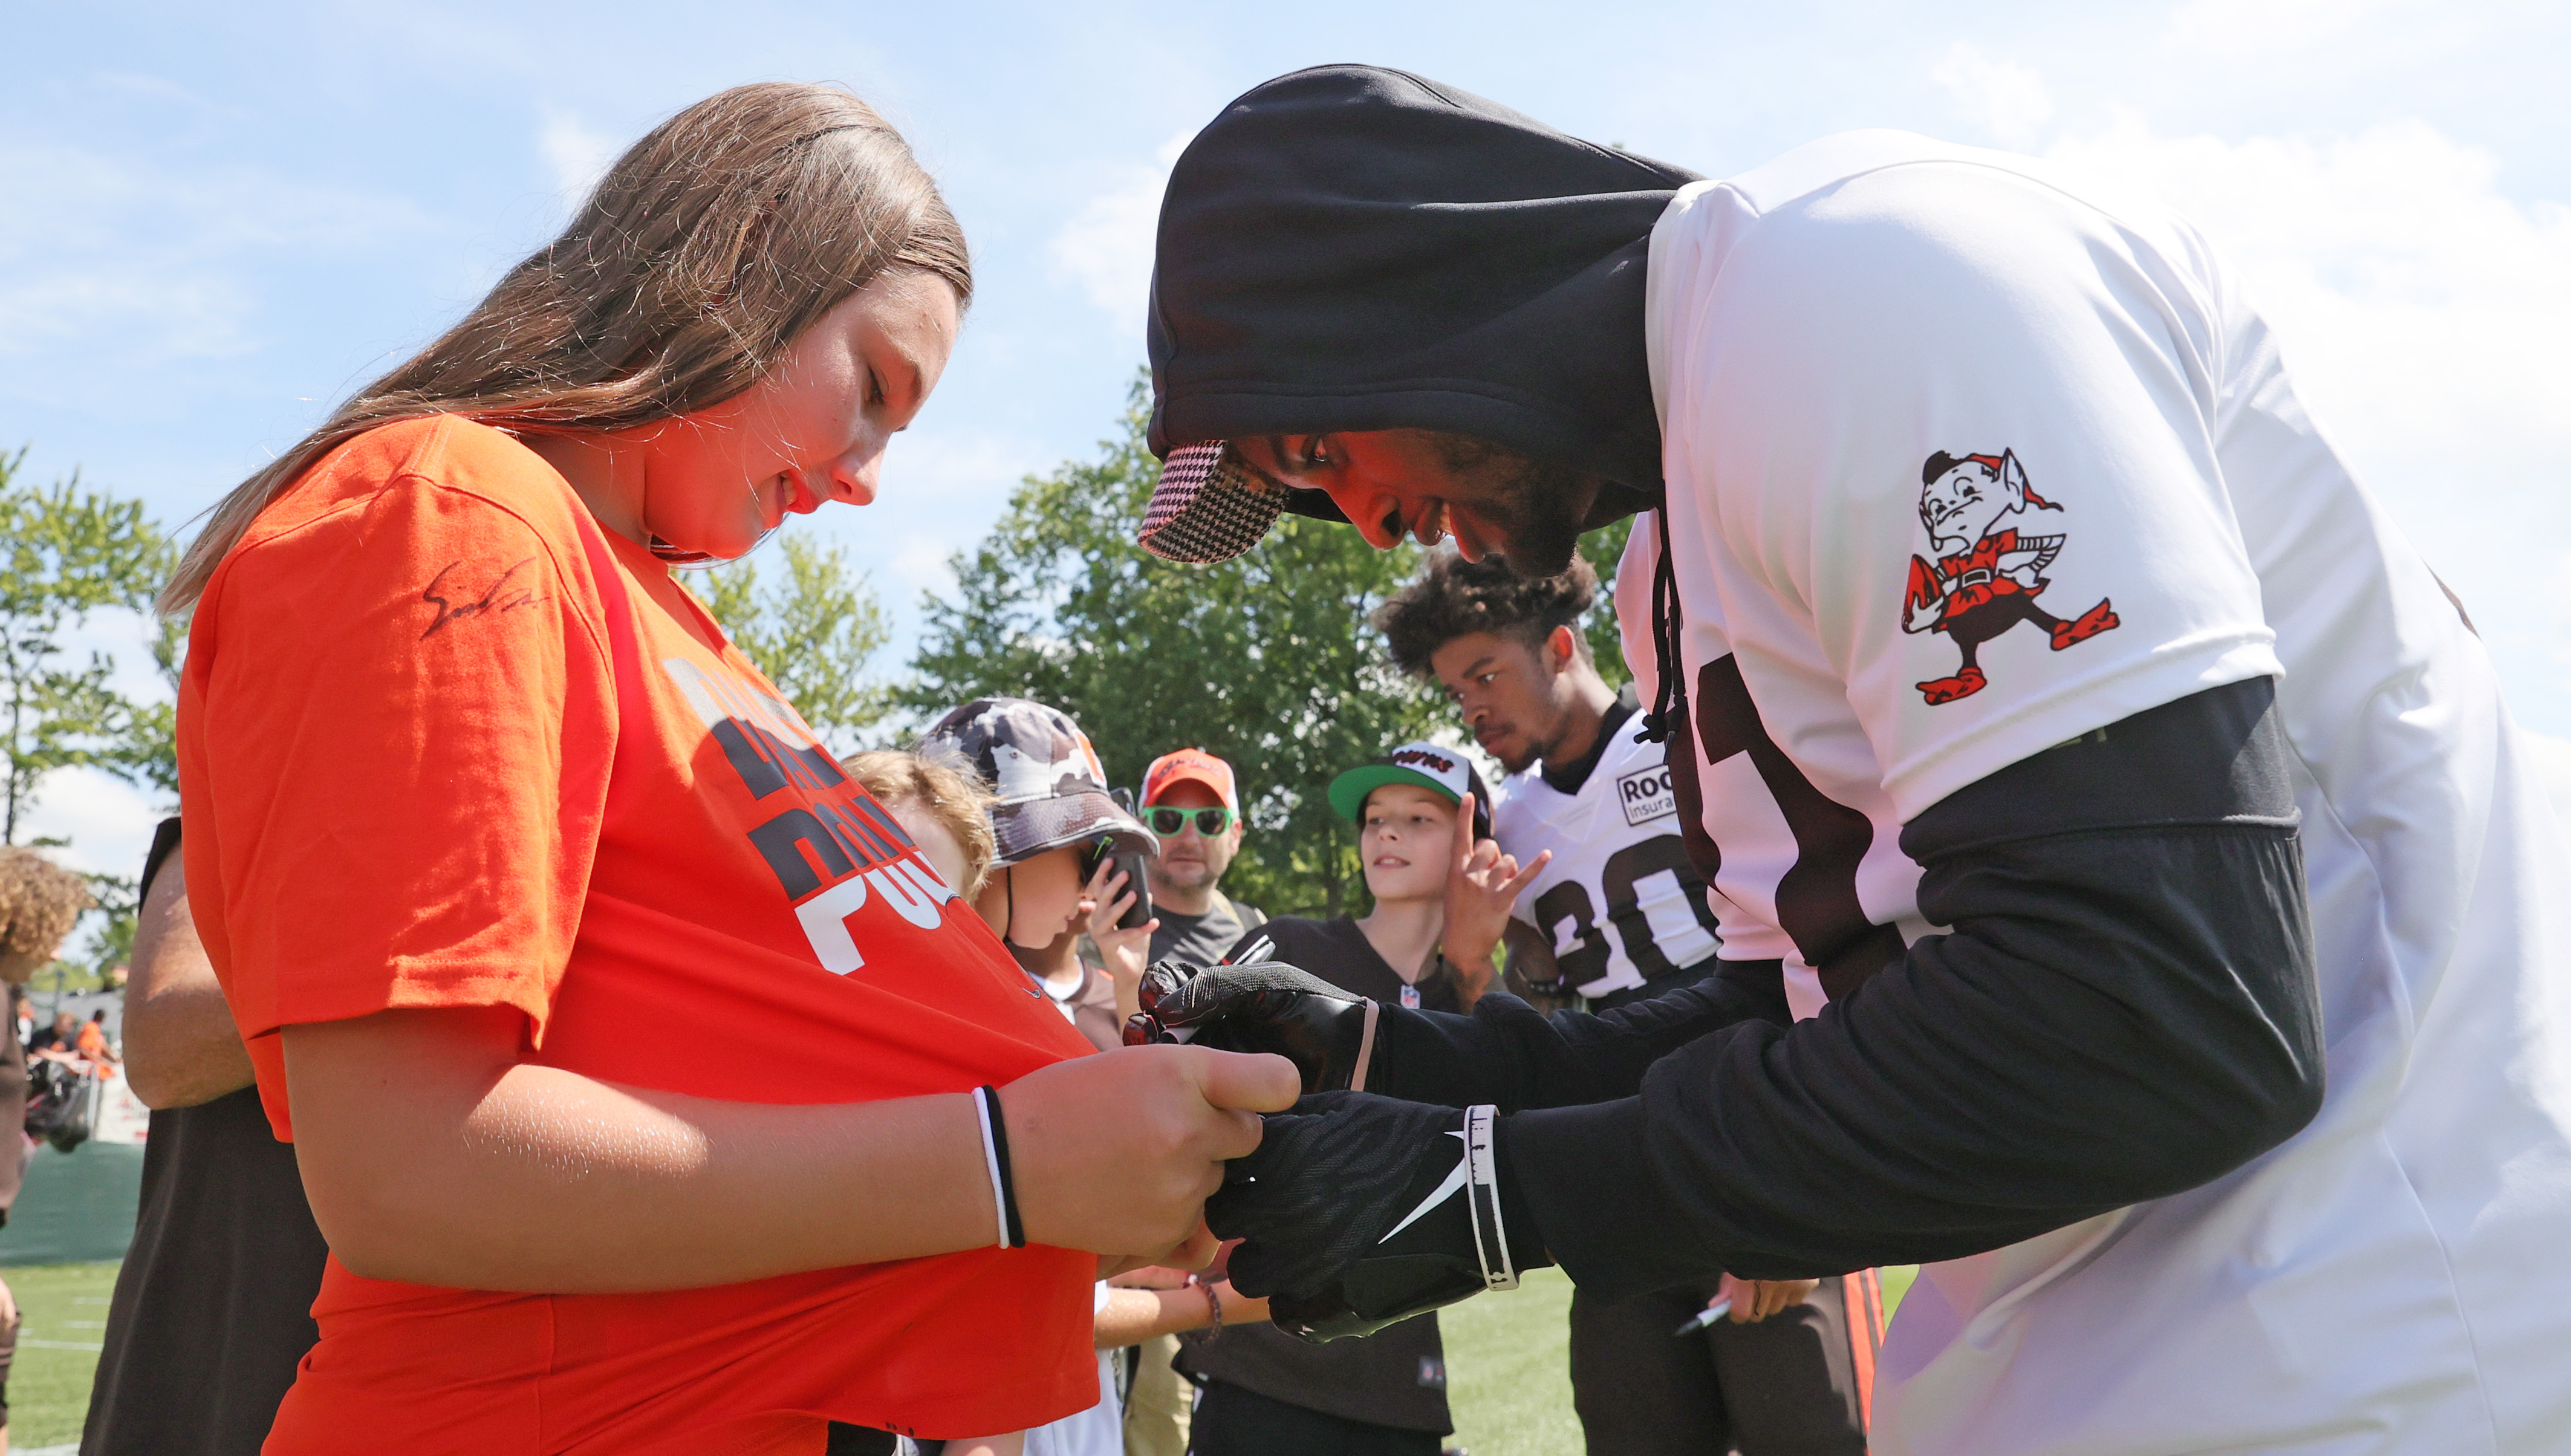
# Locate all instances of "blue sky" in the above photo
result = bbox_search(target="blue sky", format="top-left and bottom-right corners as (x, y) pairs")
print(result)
(8, 0), (2569, 879)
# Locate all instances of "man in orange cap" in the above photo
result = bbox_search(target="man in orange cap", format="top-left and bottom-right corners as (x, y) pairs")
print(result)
(1139, 749), (1269, 975)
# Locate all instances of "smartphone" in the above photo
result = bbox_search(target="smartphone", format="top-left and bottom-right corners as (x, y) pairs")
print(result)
(1082, 788), (1154, 931)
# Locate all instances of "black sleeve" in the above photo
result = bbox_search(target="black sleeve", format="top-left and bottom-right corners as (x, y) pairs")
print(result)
(1371, 958), (1790, 1110)
(1504, 677), (2325, 1295)
(138, 816), (183, 900)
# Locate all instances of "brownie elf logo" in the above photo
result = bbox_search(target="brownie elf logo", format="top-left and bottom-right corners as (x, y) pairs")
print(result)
(1899, 449), (2119, 705)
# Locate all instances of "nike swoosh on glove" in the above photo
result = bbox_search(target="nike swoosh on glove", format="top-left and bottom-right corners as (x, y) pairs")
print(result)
(1206, 1091), (1551, 1342)
(1123, 958), (1383, 1094)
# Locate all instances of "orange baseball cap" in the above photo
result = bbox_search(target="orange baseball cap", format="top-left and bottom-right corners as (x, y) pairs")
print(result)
(1142, 747), (1240, 812)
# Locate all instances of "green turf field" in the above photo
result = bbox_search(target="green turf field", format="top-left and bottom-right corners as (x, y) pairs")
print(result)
(0, 1255), (1920, 1451)
(4, 1259), (117, 1449)
(1441, 1265), (1917, 1454)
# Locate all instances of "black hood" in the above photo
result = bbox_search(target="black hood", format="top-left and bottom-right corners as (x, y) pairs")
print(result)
(1146, 65), (1700, 502)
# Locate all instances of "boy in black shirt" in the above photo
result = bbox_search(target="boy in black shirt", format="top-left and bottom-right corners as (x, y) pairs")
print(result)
(1181, 743), (1532, 1455)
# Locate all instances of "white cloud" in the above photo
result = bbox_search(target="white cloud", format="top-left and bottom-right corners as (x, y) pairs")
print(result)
(892, 533), (959, 600)
(878, 428), (1049, 518)
(1047, 132), (1194, 331)
(0, 139), (437, 369)
(1932, 43), (2055, 152)
(18, 767), (160, 881)
(2168, 0), (2408, 59)
(806, 424), (1051, 636)
(2162, 0), (2538, 69)
(2041, 114), (2571, 726)
(539, 109), (620, 203)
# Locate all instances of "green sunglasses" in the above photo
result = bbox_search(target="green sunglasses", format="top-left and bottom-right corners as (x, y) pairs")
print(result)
(1144, 805), (1237, 837)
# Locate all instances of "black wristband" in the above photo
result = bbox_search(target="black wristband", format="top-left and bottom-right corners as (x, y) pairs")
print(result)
(978, 1085), (1027, 1249)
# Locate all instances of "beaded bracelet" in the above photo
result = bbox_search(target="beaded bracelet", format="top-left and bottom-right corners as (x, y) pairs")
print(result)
(1182, 1272), (1224, 1345)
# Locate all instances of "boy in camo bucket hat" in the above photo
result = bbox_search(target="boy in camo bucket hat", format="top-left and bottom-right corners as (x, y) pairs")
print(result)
(921, 697), (1157, 951)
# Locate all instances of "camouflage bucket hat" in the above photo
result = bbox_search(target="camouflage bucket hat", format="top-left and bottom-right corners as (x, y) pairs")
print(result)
(921, 697), (1159, 866)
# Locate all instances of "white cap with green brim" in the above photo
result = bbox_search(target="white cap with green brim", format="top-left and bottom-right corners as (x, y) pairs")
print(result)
(1327, 741), (1493, 840)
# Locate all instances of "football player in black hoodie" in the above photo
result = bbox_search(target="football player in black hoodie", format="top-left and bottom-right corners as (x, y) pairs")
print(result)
(1120, 63), (2571, 1456)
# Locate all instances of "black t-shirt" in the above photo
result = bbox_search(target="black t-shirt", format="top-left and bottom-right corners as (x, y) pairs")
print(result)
(0, 996), (25, 1220)
(82, 818), (332, 1456)
(1225, 915), (1465, 1015)
(1175, 914), (1457, 1434)
(1146, 889), (1266, 970)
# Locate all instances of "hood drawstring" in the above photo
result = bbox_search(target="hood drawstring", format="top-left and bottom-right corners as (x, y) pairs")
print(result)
(1635, 508), (1688, 746)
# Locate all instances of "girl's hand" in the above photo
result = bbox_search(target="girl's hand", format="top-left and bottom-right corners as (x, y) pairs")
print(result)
(1107, 1263), (1195, 1290)
(1004, 1044), (1298, 1266)
(1085, 860), (1160, 1023)
(1214, 1279), (1271, 1327)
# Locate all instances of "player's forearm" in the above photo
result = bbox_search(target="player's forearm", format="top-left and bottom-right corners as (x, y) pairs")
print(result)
(1093, 1280), (1266, 1346)
(289, 1009), (1290, 1293)
(1498, 918), (1556, 995)
(122, 868), (256, 1110)
(123, 981), (255, 1108)
(288, 1006), (1003, 1291)
(1371, 958), (1789, 1112)
(1510, 680), (2324, 1296)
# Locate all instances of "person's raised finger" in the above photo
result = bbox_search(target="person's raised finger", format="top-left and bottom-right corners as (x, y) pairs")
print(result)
(1192, 1047), (1302, 1114)
(1501, 850), (1553, 897)
(1451, 791), (1478, 868)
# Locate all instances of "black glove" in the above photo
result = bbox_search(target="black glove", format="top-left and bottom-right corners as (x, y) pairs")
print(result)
(1123, 958), (1383, 1094)
(1206, 1091), (1550, 1343)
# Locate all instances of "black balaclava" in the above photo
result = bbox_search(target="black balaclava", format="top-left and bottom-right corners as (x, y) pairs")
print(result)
(1146, 65), (1700, 507)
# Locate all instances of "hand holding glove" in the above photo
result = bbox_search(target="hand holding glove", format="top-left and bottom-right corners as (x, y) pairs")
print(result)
(1204, 1090), (1550, 1343)
(1123, 958), (1384, 1094)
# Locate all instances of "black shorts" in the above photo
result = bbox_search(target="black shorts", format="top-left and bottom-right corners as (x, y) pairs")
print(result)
(1568, 1270), (1883, 1456)
(1188, 1380), (1443, 1456)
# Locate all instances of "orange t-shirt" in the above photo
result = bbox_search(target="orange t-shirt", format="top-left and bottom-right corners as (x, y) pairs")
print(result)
(176, 416), (1097, 1456)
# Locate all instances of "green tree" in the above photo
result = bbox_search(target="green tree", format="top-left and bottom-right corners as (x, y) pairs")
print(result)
(1, 447), (179, 987)
(903, 385), (1449, 918)
(1, 448), (177, 844)
(687, 533), (894, 756)
(1580, 514), (1636, 689)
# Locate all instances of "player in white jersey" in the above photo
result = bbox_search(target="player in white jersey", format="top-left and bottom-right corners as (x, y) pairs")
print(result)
(1488, 691), (1720, 1010)
(1123, 65), (2571, 1456)
(1376, 548), (1882, 1456)
(1378, 550), (1724, 1013)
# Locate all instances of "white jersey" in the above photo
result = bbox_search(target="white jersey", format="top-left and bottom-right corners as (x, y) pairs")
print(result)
(1494, 711), (1721, 1001)
(1620, 131), (2571, 1456)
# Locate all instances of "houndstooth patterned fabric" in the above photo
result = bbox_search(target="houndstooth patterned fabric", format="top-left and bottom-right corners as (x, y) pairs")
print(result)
(1137, 442), (1289, 564)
